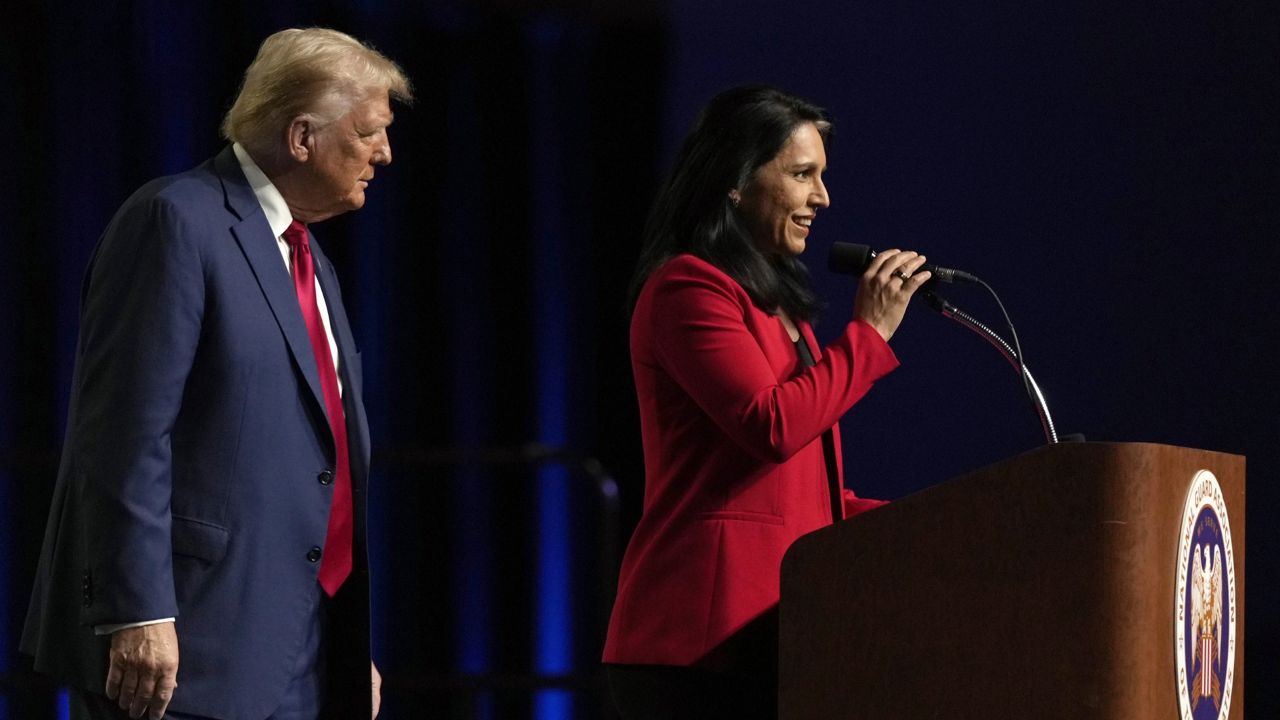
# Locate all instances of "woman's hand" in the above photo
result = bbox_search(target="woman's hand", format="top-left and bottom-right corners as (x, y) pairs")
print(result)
(853, 249), (932, 342)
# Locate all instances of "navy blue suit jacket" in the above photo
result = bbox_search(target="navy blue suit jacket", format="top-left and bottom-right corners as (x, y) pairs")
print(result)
(22, 146), (373, 718)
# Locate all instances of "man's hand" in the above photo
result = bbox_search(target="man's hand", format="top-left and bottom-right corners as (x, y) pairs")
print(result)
(371, 661), (383, 719)
(105, 622), (179, 720)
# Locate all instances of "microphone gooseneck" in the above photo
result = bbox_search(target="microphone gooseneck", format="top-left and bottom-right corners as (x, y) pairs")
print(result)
(920, 291), (1059, 444)
(827, 241), (1063, 445)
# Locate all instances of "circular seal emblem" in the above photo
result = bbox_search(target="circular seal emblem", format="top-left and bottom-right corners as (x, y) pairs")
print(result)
(1174, 469), (1236, 720)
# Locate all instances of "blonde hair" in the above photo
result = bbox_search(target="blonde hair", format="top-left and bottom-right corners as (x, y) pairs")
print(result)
(221, 27), (412, 155)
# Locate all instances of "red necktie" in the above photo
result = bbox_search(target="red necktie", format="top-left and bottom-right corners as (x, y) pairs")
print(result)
(283, 220), (352, 596)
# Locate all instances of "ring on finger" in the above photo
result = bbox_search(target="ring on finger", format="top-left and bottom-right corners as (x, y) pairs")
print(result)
(892, 269), (911, 281)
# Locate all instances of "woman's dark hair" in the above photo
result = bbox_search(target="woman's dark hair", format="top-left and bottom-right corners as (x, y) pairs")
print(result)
(629, 85), (832, 321)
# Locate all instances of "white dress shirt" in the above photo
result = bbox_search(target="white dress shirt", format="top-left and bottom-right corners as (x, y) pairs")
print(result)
(232, 142), (343, 387)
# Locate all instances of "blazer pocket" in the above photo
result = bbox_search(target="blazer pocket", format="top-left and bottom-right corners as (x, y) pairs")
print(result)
(697, 509), (785, 525)
(170, 515), (230, 563)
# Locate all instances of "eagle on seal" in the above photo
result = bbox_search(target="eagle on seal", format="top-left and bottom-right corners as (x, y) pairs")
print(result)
(1190, 543), (1223, 710)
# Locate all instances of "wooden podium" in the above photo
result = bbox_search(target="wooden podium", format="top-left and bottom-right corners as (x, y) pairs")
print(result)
(779, 442), (1245, 719)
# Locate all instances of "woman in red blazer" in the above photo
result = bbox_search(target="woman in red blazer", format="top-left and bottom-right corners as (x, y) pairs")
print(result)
(603, 86), (933, 719)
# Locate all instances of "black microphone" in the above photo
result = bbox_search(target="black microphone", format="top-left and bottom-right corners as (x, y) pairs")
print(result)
(827, 242), (978, 283)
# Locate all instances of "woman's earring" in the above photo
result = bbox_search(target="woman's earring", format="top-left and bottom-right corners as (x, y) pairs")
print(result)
(729, 190), (741, 208)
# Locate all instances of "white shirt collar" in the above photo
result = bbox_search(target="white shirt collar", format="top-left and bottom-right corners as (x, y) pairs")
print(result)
(231, 142), (293, 240)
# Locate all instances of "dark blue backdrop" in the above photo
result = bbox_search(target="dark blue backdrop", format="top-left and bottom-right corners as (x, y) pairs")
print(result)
(2, 1), (1275, 718)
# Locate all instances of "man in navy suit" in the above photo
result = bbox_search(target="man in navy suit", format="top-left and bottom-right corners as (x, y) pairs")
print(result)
(21, 28), (412, 720)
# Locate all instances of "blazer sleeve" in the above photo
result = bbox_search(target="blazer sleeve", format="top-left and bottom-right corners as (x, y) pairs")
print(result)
(843, 488), (889, 517)
(73, 195), (205, 626)
(647, 258), (900, 463)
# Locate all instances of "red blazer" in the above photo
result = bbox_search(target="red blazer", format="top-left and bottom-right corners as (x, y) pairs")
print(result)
(603, 254), (898, 666)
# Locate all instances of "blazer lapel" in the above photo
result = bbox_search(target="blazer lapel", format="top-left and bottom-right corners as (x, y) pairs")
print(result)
(215, 148), (329, 426)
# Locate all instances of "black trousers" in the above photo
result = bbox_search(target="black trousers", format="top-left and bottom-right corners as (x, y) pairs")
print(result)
(70, 689), (211, 720)
(71, 589), (342, 720)
(607, 609), (778, 720)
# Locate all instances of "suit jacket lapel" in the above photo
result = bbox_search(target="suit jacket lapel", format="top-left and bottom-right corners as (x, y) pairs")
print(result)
(312, 242), (371, 479)
(214, 147), (329, 425)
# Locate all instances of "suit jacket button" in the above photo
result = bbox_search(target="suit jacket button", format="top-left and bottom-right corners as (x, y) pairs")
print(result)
(307, 546), (323, 563)
(317, 470), (334, 486)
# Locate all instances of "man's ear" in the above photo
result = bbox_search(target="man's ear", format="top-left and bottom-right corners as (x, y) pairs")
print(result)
(285, 116), (313, 162)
